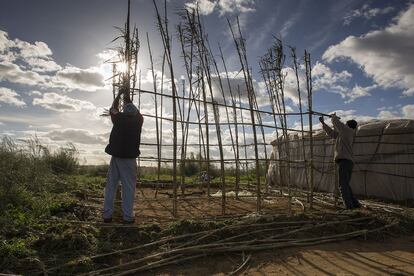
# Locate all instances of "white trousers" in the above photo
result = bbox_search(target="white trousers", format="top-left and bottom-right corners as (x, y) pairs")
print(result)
(103, 156), (137, 221)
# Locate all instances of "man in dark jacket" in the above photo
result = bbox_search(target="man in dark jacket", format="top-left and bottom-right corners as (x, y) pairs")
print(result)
(103, 92), (143, 223)
(320, 113), (360, 209)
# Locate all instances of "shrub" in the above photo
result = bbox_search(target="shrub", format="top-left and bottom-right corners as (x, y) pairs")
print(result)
(78, 164), (108, 177)
(0, 136), (79, 209)
(0, 137), (49, 207)
(0, 238), (34, 268)
(46, 143), (79, 175)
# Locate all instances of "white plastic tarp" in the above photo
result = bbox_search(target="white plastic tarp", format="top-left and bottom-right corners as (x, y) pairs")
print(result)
(267, 119), (414, 201)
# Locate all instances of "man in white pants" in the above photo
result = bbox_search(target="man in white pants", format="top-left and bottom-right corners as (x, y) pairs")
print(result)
(103, 91), (143, 223)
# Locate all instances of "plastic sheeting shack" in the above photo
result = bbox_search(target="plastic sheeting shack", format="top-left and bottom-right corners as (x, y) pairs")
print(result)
(267, 119), (414, 201)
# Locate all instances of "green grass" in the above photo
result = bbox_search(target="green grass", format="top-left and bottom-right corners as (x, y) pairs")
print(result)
(0, 135), (269, 274)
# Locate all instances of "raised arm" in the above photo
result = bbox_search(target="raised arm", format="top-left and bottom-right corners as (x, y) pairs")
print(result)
(331, 113), (347, 133)
(111, 93), (121, 111)
(109, 93), (122, 123)
(319, 116), (338, 139)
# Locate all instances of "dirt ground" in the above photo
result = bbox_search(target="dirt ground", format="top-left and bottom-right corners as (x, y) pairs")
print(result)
(87, 186), (414, 275)
(145, 235), (414, 275)
(89, 185), (304, 223)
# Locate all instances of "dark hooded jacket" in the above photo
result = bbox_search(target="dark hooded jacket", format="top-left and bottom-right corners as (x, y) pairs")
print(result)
(105, 110), (143, 158)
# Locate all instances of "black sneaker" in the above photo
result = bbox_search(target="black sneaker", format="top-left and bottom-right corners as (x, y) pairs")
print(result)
(122, 219), (135, 224)
(103, 217), (112, 223)
(352, 203), (362, 209)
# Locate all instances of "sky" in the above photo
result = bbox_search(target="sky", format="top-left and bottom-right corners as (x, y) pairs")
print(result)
(0, 0), (413, 165)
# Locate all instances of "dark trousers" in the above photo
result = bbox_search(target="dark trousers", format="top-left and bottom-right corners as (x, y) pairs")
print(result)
(336, 159), (360, 209)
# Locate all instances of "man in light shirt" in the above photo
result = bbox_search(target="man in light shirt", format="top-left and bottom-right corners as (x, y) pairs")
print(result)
(320, 113), (361, 209)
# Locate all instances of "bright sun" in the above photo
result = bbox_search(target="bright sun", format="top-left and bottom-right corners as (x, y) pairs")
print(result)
(116, 62), (128, 73)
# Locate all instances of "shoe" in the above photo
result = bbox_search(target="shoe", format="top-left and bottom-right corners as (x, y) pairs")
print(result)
(352, 203), (362, 209)
(103, 217), (112, 223)
(122, 219), (135, 224)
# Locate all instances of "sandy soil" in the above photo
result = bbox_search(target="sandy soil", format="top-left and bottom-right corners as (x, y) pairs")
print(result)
(87, 186), (414, 275)
(147, 235), (414, 275)
(89, 185), (304, 223)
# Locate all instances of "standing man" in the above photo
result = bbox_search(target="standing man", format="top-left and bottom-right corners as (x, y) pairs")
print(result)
(319, 113), (360, 209)
(103, 90), (143, 223)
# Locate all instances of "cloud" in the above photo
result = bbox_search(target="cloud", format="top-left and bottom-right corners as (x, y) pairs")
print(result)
(312, 62), (351, 94)
(323, 4), (414, 96)
(25, 57), (62, 72)
(45, 124), (61, 129)
(217, 0), (255, 16)
(0, 61), (46, 86)
(311, 62), (377, 102)
(185, 0), (216, 15)
(208, 67), (306, 112)
(0, 29), (105, 91)
(328, 104), (414, 123)
(210, 71), (246, 102)
(0, 61), (104, 91)
(343, 4), (394, 26)
(28, 90), (42, 96)
(0, 30), (13, 53)
(327, 109), (375, 123)
(32, 92), (96, 112)
(280, 11), (302, 38)
(47, 128), (107, 145)
(281, 67), (308, 106)
(0, 87), (26, 107)
(402, 104), (414, 118)
(185, 0), (255, 16)
(377, 110), (398, 120)
(14, 39), (53, 58)
(209, 71), (272, 109)
(55, 66), (105, 91)
(346, 84), (377, 103)
(96, 49), (118, 61)
(0, 30), (60, 73)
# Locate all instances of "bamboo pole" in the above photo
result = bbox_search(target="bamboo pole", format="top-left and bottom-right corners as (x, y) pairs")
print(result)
(112, 63), (116, 100)
(137, 70), (142, 190)
(305, 50), (314, 209)
(146, 32), (161, 197)
(267, 39), (291, 213)
(200, 70), (210, 197)
(251, 87), (269, 195)
(136, 110), (300, 130)
(259, 60), (283, 195)
(207, 41), (237, 169)
(228, 17), (261, 212)
(179, 77), (186, 196)
(153, 0), (178, 217)
(290, 47), (309, 209)
(233, 99), (240, 198)
(177, 24), (190, 196)
(238, 86), (249, 188)
(154, 51), (166, 198)
(175, 18), (211, 199)
(125, 85), (313, 118)
(191, 71), (207, 190)
(131, 28), (139, 102)
(212, 100), (226, 215)
(125, 0), (131, 97)
(219, 44), (240, 198)
(180, 8), (207, 188)
(205, 42), (237, 208)
(191, 8), (226, 212)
